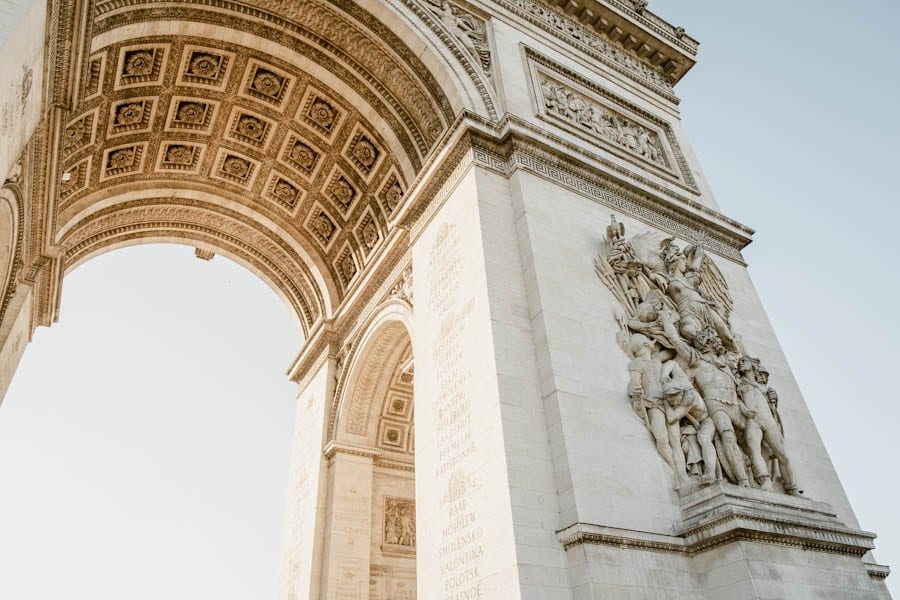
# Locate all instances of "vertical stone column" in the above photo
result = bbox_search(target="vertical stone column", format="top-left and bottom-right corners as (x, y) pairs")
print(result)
(411, 163), (571, 599)
(0, 285), (33, 403)
(320, 451), (375, 600)
(278, 354), (333, 600)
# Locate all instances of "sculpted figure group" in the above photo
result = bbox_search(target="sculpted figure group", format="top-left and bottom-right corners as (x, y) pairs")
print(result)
(597, 217), (799, 494)
(541, 80), (666, 166)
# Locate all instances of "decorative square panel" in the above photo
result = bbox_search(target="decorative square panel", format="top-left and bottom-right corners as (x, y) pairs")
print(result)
(240, 60), (292, 107)
(58, 156), (91, 205)
(210, 149), (259, 188)
(263, 171), (305, 211)
(382, 497), (415, 557)
(277, 132), (323, 183)
(343, 124), (383, 181)
(333, 243), (358, 288)
(376, 170), (404, 217)
(297, 86), (344, 141)
(115, 45), (168, 89)
(165, 97), (218, 132)
(107, 97), (155, 137)
(63, 109), (98, 157)
(226, 107), (274, 150)
(378, 421), (409, 450)
(156, 142), (204, 173)
(304, 204), (339, 250)
(83, 53), (106, 100)
(324, 167), (358, 214)
(353, 209), (381, 257)
(382, 390), (412, 420)
(176, 45), (234, 89)
(100, 142), (147, 180)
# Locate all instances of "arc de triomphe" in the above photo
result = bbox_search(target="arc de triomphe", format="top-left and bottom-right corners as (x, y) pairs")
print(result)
(0, 1), (891, 598)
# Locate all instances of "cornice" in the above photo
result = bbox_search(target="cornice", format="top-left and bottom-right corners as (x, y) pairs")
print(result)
(479, 0), (696, 102)
(865, 562), (891, 581)
(559, 487), (877, 559)
(400, 112), (753, 263)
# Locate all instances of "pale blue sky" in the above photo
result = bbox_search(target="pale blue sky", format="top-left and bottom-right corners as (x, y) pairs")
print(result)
(0, 1), (897, 598)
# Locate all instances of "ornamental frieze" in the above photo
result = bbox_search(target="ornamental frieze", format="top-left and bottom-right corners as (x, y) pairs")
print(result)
(526, 49), (698, 189)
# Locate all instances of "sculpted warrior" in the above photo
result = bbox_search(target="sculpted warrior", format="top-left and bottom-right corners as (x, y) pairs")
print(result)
(737, 356), (799, 494)
(660, 315), (752, 488)
(626, 333), (681, 483)
(598, 218), (799, 495)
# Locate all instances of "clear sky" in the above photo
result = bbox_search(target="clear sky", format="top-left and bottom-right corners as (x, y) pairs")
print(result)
(0, 1), (897, 598)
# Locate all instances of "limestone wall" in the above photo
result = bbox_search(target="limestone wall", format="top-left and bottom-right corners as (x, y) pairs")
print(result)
(0, 0), (45, 179)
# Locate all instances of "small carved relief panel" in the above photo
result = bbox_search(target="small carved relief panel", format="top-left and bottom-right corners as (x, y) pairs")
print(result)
(527, 50), (698, 189)
(382, 497), (416, 556)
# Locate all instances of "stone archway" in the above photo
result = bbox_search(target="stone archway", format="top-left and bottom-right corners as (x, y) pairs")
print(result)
(0, 1), (493, 594)
(326, 301), (416, 598)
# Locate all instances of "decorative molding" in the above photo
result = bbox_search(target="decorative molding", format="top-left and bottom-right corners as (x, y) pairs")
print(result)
(866, 563), (891, 581)
(526, 48), (698, 190)
(559, 485), (877, 559)
(492, 0), (684, 102)
(59, 197), (324, 333)
(401, 115), (751, 263)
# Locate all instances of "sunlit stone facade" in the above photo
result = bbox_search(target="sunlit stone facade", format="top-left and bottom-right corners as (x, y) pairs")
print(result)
(0, 1), (891, 598)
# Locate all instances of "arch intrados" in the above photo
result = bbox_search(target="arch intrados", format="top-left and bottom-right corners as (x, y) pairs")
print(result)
(56, 185), (334, 301)
(331, 300), (413, 444)
(91, 22), (426, 181)
(0, 188), (21, 326)
(58, 191), (332, 334)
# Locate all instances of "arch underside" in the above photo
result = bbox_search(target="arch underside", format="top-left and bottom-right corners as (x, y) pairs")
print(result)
(56, 0), (494, 334)
(333, 305), (414, 458)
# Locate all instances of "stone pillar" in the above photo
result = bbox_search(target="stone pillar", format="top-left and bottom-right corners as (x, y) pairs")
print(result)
(278, 354), (333, 600)
(410, 162), (572, 599)
(320, 450), (375, 600)
(0, 284), (33, 403)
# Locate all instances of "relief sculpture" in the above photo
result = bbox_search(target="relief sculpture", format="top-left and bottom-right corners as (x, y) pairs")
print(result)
(540, 79), (667, 167)
(423, 0), (492, 77)
(383, 497), (416, 555)
(596, 216), (798, 494)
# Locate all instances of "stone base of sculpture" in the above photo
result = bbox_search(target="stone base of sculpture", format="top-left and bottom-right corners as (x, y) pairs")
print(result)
(559, 482), (889, 598)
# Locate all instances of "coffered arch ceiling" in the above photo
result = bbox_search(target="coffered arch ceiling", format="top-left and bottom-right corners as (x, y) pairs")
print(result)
(55, 0), (495, 336)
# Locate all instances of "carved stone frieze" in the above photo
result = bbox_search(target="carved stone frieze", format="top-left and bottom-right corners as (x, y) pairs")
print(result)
(540, 78), (667, 165)
(527, 49), (698, 189)
(494, 0), (680, 100)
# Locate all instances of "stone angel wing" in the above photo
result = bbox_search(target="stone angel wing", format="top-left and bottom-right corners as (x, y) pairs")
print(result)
(686, 244), (733, 320)
(627, 231), (666, 273)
